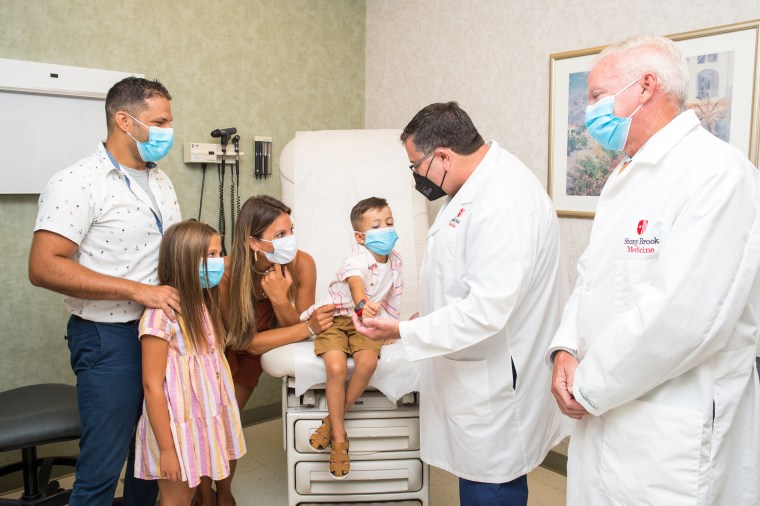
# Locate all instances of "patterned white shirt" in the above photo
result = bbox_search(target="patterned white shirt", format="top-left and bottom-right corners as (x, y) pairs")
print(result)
(34, 143), (181, 322)
(303, 243), (403, 320)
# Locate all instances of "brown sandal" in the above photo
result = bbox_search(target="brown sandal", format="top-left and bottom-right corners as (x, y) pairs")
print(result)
(309, 416), (332, 452)
(329, 438), (350, 479)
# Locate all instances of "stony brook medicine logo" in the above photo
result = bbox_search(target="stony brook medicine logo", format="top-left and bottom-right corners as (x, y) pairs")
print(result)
(448, 208), (466, 229)
(623, 219), (660, 254)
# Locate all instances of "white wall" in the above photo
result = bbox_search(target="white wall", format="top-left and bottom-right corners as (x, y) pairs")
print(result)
(364, 0), (759, 285)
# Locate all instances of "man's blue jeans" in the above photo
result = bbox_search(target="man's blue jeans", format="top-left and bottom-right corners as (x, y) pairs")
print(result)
(66, 316), (158, 506)
(459, 474), (528, 506)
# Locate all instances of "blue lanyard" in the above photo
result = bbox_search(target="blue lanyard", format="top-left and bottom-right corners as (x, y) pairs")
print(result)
(104, 147), (164, 235)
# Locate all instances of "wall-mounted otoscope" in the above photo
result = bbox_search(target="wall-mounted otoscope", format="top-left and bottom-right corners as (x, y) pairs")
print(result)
(186, 129), (248, 254)
(211, 127), (237, 256)
(211, 127), (237, 146)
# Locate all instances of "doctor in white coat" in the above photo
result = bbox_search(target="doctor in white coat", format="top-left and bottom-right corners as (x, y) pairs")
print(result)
(549, 35), (760, 505)
(354, 102), (569, 505)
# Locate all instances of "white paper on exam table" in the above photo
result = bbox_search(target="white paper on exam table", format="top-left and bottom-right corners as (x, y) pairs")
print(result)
(294, 339), (420, 403)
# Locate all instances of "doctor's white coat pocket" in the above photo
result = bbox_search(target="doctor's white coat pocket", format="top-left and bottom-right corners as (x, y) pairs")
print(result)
(438, 357), (494, 426)
(600, 399), (701, 505)
(613, 259), (657, 317)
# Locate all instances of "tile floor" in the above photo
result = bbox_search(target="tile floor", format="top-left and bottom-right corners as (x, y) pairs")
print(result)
(1, 418), (567, 505)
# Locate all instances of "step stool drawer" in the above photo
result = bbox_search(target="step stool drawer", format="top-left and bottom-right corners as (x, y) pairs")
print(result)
(294, 417), (420, 453)
(295, 458), (423, 495)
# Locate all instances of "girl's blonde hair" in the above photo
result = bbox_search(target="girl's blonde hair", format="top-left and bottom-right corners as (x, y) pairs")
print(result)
(226, 195), (299, 350)
(157, 220), (225, 352)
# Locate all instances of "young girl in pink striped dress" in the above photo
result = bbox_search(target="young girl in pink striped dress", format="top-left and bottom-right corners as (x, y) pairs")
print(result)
(136, 220), (245, 506)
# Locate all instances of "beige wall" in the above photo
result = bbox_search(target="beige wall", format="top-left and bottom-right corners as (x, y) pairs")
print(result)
(365, 0), (759, 285)
(1, 0), (757, 481)
(0, 0), (365, 415)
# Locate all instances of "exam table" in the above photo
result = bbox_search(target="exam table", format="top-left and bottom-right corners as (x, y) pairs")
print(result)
(261, 129), (430, 505)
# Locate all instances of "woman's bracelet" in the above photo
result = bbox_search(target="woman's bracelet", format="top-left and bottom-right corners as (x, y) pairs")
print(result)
(305, 322), (317, 338)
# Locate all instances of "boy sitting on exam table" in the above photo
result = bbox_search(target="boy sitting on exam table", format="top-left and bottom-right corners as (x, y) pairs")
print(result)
(301, 196), (403, 479)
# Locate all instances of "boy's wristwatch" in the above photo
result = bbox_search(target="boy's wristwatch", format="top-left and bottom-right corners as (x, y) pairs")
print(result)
(354, 299), (367, 317)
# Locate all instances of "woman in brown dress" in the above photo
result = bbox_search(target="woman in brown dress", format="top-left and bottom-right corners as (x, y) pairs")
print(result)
(198, 195), (334, 506)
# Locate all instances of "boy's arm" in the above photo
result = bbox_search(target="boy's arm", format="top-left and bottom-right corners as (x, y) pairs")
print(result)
(347, 276), (378, 317)
(346, 275), (368, 303)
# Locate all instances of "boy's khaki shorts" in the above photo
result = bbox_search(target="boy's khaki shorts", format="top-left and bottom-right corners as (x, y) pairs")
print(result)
(314, 315), (382, 357)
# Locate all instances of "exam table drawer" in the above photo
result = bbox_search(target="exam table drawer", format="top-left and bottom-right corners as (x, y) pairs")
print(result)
(294, 417), (420, 454)
(298, 502), (421, 505)
(295, 459), (424, 495)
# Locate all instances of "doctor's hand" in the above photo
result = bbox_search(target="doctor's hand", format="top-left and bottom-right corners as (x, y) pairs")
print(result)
(351, 313), (400, 341)
(261, 264), (293, 305)
(551, 351), (588, 420)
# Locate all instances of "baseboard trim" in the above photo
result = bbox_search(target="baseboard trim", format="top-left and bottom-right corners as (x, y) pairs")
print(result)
(239, 402), (281, 427)
(540, 450), (567, 476)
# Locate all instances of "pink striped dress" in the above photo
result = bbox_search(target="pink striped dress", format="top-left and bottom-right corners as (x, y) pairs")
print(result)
(135, 307), (246, 487)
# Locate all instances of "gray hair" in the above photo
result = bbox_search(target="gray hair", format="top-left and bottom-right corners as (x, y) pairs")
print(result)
(598, 35), (689, 109)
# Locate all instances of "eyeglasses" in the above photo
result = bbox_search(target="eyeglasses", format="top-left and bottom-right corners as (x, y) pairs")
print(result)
(408, 151), (435, 173)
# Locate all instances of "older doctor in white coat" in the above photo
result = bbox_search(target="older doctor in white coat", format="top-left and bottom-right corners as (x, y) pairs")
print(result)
(549, 35), (760, 505)
(354, 102), (569, 506)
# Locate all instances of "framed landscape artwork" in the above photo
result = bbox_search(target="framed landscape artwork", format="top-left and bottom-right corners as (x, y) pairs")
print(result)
(548, 20), (760, 217)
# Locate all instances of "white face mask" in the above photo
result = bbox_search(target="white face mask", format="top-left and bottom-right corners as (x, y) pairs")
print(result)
(259, 234), (297, 264)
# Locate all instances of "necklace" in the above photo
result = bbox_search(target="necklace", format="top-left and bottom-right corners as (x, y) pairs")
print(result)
(252, 265), (272, 276)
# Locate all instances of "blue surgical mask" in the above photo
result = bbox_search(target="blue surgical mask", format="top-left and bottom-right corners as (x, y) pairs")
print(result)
(361, 227), (399, 256)
(199, 257), (224, 288)
(259, 235), (297, 264)
(127, 113), (174, 162)
(584, 78), (643, 151)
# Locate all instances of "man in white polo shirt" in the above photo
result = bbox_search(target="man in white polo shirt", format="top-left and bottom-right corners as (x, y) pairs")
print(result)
(29, 77), (181, 506)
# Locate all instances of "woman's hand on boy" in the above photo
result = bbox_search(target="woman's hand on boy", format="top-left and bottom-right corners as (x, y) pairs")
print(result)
(308, 304), (335, 333)
(261, 264), (293, 304)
